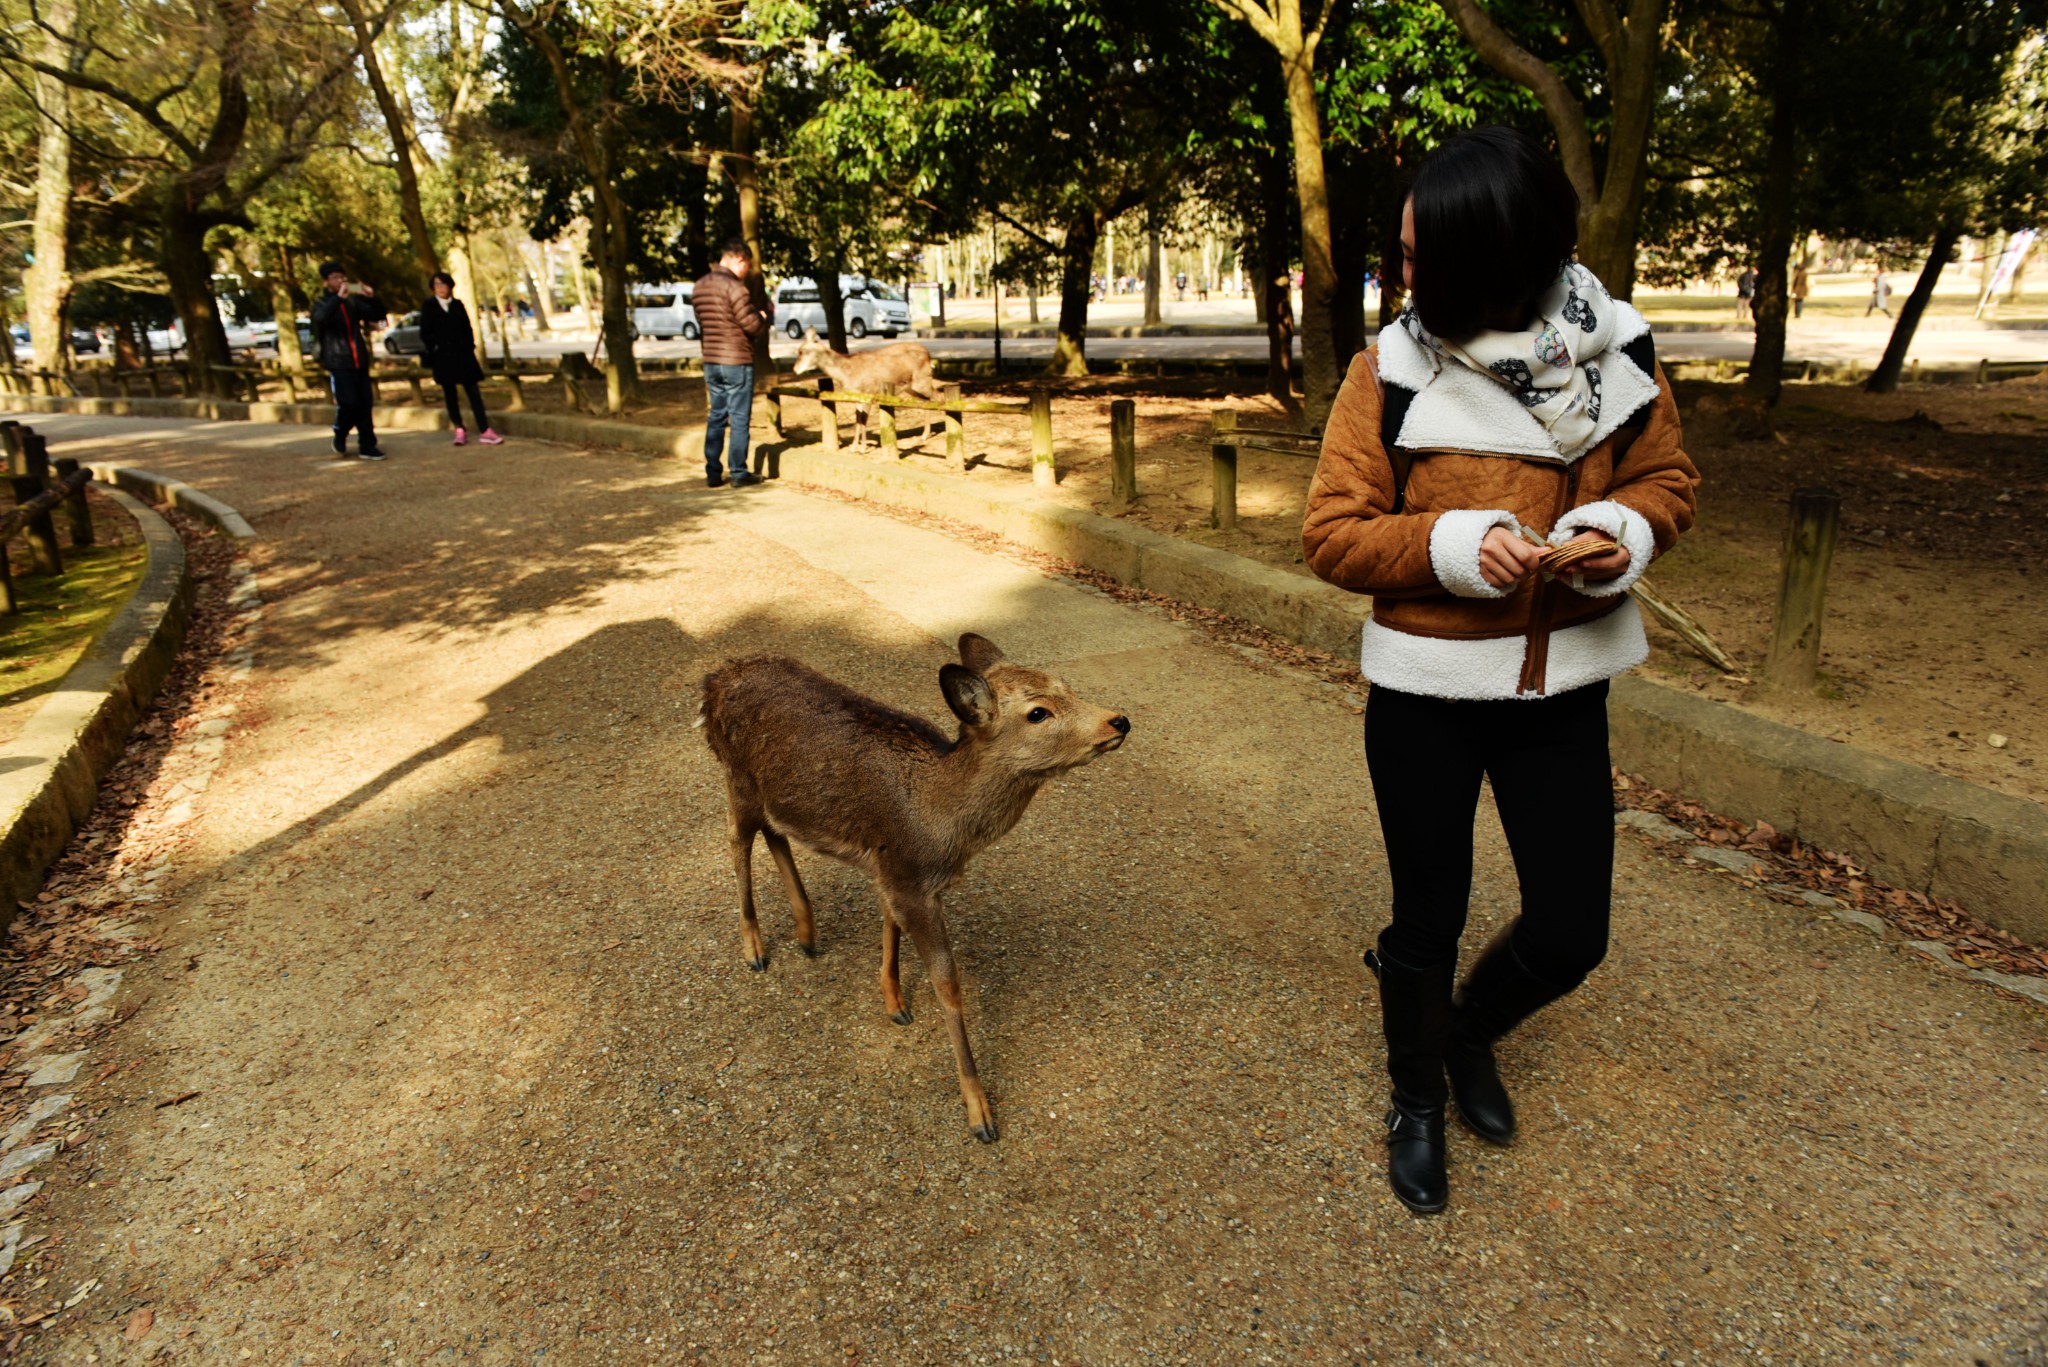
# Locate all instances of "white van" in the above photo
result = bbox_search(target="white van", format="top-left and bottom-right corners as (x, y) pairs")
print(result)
(629, 282), (698, 340)
(772, 275), (913, 340)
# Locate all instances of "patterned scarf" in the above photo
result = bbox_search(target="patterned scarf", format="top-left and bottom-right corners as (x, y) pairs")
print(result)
(1399, 263), (1619, 459)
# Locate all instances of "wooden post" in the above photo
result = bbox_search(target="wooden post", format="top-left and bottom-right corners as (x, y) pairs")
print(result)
(767, 386), (785, 438)
(0, 539), (13, 614)
(145, 369), (162, 398)
(819, 379), (838, 456)
(283, 371), (300, 404)
(941, 384), (964, 472)
(502, 368), (527, 411)
(408, 374), (426, 405)
(1029, 388), (1054, 486)
(1976, 357), (1990, 385)
(53, 457), (92, 546)
(878, 400), (899, 460)
(1209, 409), (1239, 531)
(0, 422), (21, 470)
(1763, 487), (1841, 691)
(12, 471), (62, 576)
(1109, 398), (1137, 511)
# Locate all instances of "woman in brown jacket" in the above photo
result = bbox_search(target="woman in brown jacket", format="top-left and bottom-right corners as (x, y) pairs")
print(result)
(1302, 127), (1699, 1214)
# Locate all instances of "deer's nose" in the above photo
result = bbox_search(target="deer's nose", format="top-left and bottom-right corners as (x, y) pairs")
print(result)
(1108, 715), (1130, 735)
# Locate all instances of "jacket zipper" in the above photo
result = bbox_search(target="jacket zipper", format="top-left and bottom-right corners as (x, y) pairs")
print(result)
(1518, 462), (1580, 696)
(340, 297), (360, 369)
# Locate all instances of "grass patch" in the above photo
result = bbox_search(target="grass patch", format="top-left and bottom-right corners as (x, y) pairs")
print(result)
(0, 515), (148, 744)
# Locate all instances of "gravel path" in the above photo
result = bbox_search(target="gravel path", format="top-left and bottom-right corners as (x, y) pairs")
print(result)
(9, 413), (2047, 1364)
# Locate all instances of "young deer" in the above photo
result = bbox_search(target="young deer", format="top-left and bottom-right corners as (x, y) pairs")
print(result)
(696, 634), (1130, 1142)
(790, 327), (940, 452)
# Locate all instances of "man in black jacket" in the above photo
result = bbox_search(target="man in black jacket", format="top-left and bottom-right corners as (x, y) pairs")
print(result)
(311, 260), (390, 460)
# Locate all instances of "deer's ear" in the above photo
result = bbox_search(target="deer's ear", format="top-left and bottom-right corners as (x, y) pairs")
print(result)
(957, 633), (1006, 673)
(939, 664), (996, 727)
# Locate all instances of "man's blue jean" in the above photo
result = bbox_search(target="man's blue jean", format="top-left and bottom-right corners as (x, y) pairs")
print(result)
(703, 363), (754, 478)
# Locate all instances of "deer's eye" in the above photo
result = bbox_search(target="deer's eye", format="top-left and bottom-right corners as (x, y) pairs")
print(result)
(1026, 706), (1052, 724)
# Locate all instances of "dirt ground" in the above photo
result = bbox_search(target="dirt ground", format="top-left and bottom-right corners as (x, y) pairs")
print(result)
(752, 370), (2048, 806)
(0, 413), (2043, 1364)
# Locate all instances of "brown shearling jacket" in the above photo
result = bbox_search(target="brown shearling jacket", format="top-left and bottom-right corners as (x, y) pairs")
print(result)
(1302, 343), (1699, 698)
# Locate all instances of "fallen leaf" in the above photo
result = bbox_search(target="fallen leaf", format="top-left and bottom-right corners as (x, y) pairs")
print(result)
(124, 1307), (154, 1342)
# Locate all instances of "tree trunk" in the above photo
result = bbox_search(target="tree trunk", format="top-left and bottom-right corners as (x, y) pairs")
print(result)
(1743, 0), (1804, 406)
(337, 0), (438, 282)
(1049, 214), (1099, 377)
(1027, 272), (1039, 324)
(818, 261), (848, 353)
(1865, 225), (1959, 394)
(520, 244), (553, 332)
(448, 234), (486, 369)
(1256, 143), (1295, 403)
(268, 243), (305, 371)
(728, 97), (774, 381)
(26, 0), (79, 377)
(682, 158), (710, 280)
(1143, 228), (1163, 325)
(163, 204), (233, 394)
(1278, 47), (1339, 426)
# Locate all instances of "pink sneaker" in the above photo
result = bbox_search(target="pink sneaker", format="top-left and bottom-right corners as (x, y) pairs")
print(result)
(478, 429), (504, 445)
(452, 427), (468, 446)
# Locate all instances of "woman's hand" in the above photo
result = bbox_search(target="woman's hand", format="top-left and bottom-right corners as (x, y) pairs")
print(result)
(1563, 528), (1631, 581)
(1479, 526), (1545, 589)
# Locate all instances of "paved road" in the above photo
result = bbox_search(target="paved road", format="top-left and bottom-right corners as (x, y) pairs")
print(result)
(11, 413), (2048, 1363)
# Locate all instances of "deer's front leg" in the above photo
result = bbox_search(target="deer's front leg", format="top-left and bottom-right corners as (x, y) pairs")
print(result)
(884, 880), (994, 1143)
(762, 830), (816, 956)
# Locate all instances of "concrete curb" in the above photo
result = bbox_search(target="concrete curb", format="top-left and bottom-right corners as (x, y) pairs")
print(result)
(0, 489), (192, 933)
(7, 392), (2046, 941)
(86, 466), (256, 542)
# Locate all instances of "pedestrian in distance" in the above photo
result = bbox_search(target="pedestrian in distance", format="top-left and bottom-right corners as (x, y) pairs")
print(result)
(693, 236), (775, 489)
(310, 261), (389, 461)
(1734, 264), (1757, 321)
(1867, 268), (1893, 318)
(1792, 260), (1810, 320)
(1301, 125), (1699, 1216)
(417, 272), (502, 448)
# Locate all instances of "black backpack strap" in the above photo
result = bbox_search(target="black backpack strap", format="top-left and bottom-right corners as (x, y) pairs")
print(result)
(1367, 350), (1418, 513)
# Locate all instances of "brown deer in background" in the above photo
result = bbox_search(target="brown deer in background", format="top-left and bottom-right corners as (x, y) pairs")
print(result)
(696, 634), (1131, 1142)
(791, 327), (940, 452)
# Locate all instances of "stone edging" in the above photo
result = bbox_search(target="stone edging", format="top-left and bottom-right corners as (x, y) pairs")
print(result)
(0, 488), (190, 932)
(5, 391), (2044, 943)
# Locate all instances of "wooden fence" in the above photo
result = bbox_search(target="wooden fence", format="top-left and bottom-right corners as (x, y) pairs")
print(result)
(765, 380), (1060, 484)
(0, 420), (95, 615)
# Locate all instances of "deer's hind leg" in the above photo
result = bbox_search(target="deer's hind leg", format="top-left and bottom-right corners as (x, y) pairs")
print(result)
(881, 876), (995, 1143)
(880, 914), (910, 1025)
(760, 828), (817, 956)
(724, 785), (770, 971)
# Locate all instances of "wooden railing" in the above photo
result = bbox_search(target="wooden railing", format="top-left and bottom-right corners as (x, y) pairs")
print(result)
(765, 380), (1058, 484)
(1206, 409), (1321, 532)
(0, 420), (95, 616)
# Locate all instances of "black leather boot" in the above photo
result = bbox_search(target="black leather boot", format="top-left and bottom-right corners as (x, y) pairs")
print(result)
(1365, 936), (1453, 1214)
(1448, 922), (1579, 1146)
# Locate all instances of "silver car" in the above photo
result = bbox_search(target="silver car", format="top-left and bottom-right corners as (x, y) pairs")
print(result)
(773, 275), (912, 340)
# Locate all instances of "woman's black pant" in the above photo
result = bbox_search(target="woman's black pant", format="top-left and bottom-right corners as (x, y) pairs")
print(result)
(1364, 682), (1613, 986)
(442, 379), (489, 431)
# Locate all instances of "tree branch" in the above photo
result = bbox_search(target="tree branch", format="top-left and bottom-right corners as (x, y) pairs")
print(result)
(1434, 0), (1596, 206)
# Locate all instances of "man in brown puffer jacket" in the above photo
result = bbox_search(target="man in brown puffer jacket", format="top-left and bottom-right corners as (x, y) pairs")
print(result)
(694, 237), (775, 487)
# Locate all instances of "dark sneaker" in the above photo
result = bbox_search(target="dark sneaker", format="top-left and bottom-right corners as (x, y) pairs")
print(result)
(332, 434), (348, 455)
(357, 447), (388, 462)
(705, 469), (726, 488)
(729, 470), (762, 488)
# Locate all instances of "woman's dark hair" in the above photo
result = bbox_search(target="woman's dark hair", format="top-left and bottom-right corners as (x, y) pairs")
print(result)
(1408, 126), (1579, 340)
(316, 260), (345, 280)
(429, 271), (456, 290)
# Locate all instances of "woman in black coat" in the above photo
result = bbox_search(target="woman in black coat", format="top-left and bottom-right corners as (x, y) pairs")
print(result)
(417, 273), (502, 445)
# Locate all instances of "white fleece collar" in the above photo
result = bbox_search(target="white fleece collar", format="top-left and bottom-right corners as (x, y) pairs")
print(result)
(1377, 293), (1656, 466)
